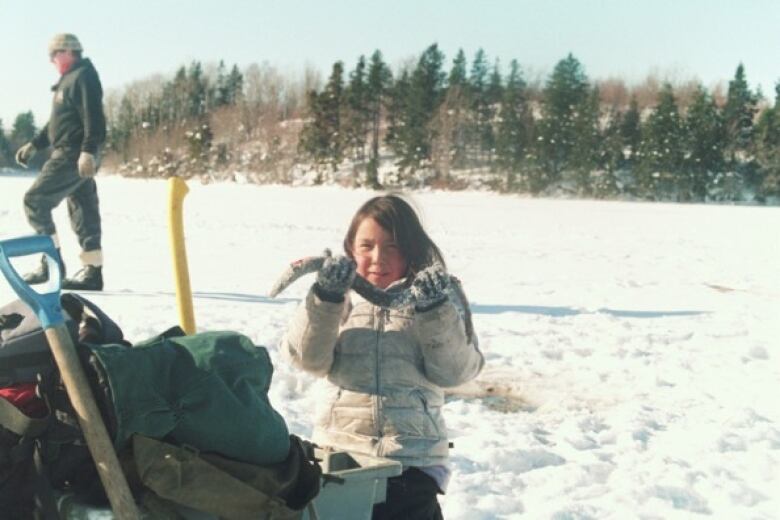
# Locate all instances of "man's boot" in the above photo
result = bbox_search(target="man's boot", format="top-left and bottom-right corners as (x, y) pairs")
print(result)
(62, 265), (103, 291)
(23, 250), (66, 285)
(62, 249), (103, 291)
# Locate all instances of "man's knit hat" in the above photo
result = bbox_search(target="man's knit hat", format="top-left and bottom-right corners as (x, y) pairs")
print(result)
(48, 33), (82, 56)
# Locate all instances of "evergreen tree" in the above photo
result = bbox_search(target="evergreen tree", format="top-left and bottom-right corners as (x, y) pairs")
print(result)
(469, 49), (489, 96)
(537, 53), (590, 185)
(209, 61), (243, 108)
(468, 49), (490, 165)
(446, 49), (469, 169)
(226, 64), (244, 105)
(597, 109), (625, 197)
(213, 60), (230, 107)
(344, 56), (369, 169)
(299, 61), (345, 171)
(167, 66), (188, 122)
(298, 89), (323, 161)
(723, 64), (757, 164)
(10, 111), (37, 148)
(483, 60), (503, 166)
(487, 61), (503, 105)
(111, 95), (137, 161)
(620, 96), (641, 166)
(0, 119), (12, 167)
(755, 82), (780, 198)
(186, 61), (208, 117)
(144, 100), (162, 129)
(448, 49), (467, 88)
(162, 62), (209, 121)
(385, 69), (410, 153)
(365, 50), (392, 188)
(569, 86), (602, 195)
(495, 59), (531, 191)
(636, 83), (685, 199)
(322, 61), (346, 167)
(388, 44), (446, 172)
(684, 85), (725, 200)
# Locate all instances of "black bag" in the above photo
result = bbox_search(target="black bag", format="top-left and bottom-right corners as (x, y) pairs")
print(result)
(0, 293), (126, 386)
(0, 293), (128, 518)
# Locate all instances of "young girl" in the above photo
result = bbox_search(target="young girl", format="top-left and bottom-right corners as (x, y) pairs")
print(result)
(282, 194), (483, 519)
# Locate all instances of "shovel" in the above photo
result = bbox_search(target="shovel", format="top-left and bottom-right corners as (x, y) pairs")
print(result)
(0, 235), (141, 519)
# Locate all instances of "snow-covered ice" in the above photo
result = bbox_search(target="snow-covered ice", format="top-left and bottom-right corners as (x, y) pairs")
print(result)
(1, 172), (778, 519)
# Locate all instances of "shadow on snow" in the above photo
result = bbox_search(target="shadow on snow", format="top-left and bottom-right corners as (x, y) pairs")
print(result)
(90, 290), (293, 305)
(93, 290), (709, 319)
(470, 303), (709, 319)
(0, 168), (38, 178)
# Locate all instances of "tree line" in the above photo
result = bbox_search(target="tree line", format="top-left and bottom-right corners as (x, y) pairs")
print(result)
(2, 45), (779, 202)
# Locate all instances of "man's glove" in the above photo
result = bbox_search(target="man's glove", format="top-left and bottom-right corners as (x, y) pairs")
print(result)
(411, 264), (450, 312)
(315, 252), (357, 301)
(77, 152), (97, 178)
(15, 142), (36, 167)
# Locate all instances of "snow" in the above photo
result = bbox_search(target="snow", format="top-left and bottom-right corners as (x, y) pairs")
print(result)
(1, 172), (779, 519)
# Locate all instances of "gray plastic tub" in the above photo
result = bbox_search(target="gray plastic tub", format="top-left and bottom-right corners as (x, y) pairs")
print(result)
(304, 449), (403, 520)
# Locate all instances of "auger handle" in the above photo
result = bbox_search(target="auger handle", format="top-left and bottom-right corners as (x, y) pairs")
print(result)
(169, 177), (196, 335)
(0, 235), (141, 519)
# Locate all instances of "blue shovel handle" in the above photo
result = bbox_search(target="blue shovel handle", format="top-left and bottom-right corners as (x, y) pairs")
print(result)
(0, 235), (64, 328)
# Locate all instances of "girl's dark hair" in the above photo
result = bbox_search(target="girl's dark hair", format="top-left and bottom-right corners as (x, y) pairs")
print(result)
(343, 193), (445, 277)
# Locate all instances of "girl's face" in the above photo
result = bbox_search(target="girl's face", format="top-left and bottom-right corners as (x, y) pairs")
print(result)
(351, 217), (408, 289)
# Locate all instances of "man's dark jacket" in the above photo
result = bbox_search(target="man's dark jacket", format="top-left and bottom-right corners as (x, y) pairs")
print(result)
(32, 58), (106, 154)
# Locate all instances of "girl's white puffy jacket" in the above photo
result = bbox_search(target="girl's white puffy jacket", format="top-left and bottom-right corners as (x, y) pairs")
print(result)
(282, 280), (483, 468)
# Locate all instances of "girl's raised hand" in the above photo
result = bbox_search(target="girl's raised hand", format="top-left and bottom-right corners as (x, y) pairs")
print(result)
(316, 251), (357, 299)
(411, 264), (450, 312)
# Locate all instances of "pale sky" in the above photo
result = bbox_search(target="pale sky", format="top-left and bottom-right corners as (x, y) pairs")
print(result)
(1, 0), (779, 129)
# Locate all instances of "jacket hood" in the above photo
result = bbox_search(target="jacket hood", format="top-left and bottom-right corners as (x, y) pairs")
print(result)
(51, 58), (94, 91)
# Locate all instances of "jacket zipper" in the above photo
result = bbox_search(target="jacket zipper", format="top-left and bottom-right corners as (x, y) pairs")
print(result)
(375, 307), (388, 452)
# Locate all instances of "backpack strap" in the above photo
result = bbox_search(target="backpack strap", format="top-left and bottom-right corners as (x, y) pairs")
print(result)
(32, 442), (61, 520)
(0, 396), (49, 438)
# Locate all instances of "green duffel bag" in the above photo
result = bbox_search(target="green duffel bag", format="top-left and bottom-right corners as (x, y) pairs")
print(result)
(88, 328), (291, 466)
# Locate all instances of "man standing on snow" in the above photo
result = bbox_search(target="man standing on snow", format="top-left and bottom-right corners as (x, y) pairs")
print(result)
(15, 33), (106, 290)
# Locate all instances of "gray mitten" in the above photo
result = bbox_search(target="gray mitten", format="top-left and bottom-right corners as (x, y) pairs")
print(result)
(411, 264), (450, 312)
(316, 253), (356, 301)
(15, 142), (36, 167)
(77, 152), (97, 178)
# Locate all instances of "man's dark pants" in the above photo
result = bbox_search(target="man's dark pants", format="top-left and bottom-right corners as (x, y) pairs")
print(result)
(23, 148), (101, 252)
